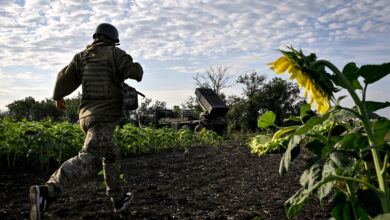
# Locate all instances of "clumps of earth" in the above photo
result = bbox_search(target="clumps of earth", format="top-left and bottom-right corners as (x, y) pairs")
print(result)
(0, 143), (331, 219)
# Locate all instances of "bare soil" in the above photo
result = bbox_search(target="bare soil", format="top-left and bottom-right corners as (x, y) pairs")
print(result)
(0, 143), (331, 219)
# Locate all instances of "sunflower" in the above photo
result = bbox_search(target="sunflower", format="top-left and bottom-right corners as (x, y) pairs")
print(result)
(267, 47), (336, 114)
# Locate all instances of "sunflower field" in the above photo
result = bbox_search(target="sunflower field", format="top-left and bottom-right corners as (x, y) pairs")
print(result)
(0, 117), (222, 171)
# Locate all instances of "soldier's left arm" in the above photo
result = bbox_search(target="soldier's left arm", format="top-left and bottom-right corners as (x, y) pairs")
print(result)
(52, 54), (82, 101)
(113, 47), (143, 82)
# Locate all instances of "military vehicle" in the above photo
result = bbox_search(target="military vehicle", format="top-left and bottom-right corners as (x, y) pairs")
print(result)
(138, 88), (229, 135)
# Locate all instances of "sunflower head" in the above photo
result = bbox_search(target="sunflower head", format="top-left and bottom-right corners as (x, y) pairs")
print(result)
(268, 46), (339, 114)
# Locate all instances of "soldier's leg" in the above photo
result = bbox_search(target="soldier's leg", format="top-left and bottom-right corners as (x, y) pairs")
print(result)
(45, 116), (103, 199)
(103, 142), (123, 204)
(96, 116), (132, 212)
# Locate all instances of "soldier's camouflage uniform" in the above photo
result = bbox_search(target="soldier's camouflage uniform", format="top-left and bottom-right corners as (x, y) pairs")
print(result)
(47, 41), (143, 204)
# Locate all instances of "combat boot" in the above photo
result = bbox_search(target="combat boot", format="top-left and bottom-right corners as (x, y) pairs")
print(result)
(113, 192), (133, 213)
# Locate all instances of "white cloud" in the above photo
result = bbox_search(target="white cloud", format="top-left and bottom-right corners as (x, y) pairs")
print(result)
(1, 0), (389, 69)
(361, 20), (374, 32)
(0, 71), (15, 86)
(0, 0), (389, 117)
(15, 72), (46, 82)
(144, 89), (194, 107)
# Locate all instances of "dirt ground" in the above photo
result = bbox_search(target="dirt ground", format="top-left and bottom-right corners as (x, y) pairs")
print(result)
(0, 143), (331, 220)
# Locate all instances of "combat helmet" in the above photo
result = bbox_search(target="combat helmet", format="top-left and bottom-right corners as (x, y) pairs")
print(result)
(93, 23), (119, 43)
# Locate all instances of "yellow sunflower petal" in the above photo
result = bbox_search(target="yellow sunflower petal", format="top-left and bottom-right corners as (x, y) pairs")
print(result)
(296, 72), (307, 87)
(289, 66), (299, 79)
(317, 104), (322, 114)
(267, 56), (288, 67)
(286, 64), (294, 75)
(275, 61), (291, 74)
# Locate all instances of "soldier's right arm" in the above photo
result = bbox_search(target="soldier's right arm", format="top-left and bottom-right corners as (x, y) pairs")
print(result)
(52, 54), (82, 100)
(113, 48), (143, 82)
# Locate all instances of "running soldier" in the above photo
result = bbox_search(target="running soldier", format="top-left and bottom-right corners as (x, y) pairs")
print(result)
(29, 23), (143, 220)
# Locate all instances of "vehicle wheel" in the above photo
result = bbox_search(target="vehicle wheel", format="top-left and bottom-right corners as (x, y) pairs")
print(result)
(194, 123), (205, 132)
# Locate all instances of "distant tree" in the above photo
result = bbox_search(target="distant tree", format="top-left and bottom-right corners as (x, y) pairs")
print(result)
(226, 73), (304, 132)
(6, 96), (37, 121)
(116, 98), (151, 126)
(255, 77), (303, 125)
(0, 109), (9, 119)
(61, 94), (82, 123)
(225, 95), (247, 132)
(181, 95), (202, 116)
(126, 98), (170, 126)
(30, 98), (62, 121)
(193, 65), (232, 97)
(236, 71), (266, 98)
(6, 96), (65, 121)
(137, 98), (152, 116)
(233, 72), (268, 131)
(150, 100), (167, 111)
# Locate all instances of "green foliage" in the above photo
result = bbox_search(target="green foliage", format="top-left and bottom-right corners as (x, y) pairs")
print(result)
(226, 73), (304, 132)
(331, 62), (362, 91)
(257, 111), (277, 128)
(0, 118), (223, 170)
(114, 124), (222, 154)
(357, 62), (390, 84)
(6, 96), (37, 121)
(253, 51), (390, 219)
(364, 101), (390, 113)
(61, 94), (82, 123)
(6, 97), (64, 122)
(0, 117), (83, 170)
(256, 77), (304, 125)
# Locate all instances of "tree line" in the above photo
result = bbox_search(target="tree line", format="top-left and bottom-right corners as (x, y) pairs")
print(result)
(1, 65), (306, 133)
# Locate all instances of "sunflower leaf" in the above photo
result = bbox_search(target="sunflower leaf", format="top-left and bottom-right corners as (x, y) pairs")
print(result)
(300, 104), (311, 120)
(330, 62), (362, 90)
(258, 111), (277, 128)
(357, 62), (390, 84)
(363, 101), (390, 113)
(342, 62), (362, 90)
(294, 112), (330, 135)
(372, 118), (390, 145)
(279, 135), (304, 177)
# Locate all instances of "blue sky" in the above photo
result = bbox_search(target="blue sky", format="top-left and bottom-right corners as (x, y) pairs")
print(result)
(1, 0), (389, 118)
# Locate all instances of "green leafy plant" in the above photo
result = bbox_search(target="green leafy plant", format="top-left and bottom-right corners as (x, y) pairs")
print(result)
(251, 47), (390, 219)
(0, 118), (223, 170)
(0, 117), (83, 170)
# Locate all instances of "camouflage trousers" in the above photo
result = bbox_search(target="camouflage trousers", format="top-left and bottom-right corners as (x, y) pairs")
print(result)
(46, 115), (123, 203)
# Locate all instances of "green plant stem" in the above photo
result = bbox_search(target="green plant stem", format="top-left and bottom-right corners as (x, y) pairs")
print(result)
(362, 83), (368, 104)
(331, 174), (381, 195)
(382, 149), (389, 175)
(314, 60), (390, 213)
(311, 130), (328, 145)
(334, 184), (349, 196)
(346, 181), (358, 220)
(363, 161), (369, 171)
(327, 122), (335, 144)
(272, 126), (298, 140)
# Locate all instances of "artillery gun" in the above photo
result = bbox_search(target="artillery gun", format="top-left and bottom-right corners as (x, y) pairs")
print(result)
(138, 88), (229, 135)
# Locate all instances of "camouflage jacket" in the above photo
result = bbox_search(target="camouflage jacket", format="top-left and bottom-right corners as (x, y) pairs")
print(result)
(52, 42), (143, 118)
